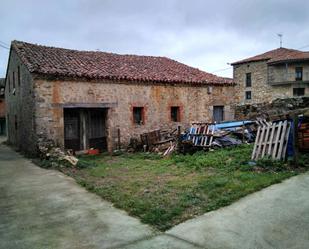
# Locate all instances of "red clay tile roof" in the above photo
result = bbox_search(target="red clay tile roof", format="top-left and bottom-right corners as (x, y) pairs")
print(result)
(12, 40), (233, 85)
(231, 47), (309, 65)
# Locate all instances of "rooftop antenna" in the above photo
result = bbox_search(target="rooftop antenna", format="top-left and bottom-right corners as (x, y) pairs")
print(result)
(277, 33), (283, 48)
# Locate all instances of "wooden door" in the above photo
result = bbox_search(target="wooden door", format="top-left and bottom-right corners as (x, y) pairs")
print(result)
(213, 106), (224, 123)
(64, 109), (81, 151)
(88, 109), (107, 151)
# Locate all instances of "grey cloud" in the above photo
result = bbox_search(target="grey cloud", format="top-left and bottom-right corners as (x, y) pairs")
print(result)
(1, 0), (309, 78)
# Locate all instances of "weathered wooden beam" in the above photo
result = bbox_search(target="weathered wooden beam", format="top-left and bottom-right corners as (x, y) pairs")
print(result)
(52, 102), (118, 108)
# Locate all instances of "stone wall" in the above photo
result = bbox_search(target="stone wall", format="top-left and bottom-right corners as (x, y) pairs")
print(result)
(235, 97), (309, 120)
(6, 48), (235, 155)
(234, 61), (309, 105)
(268, 62), (309, 83)
(5, 50), (37, 154)
(33, 79), (235, 152)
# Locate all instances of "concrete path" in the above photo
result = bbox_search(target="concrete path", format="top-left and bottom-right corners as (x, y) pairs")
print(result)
(0, 138), (201, 249)
(0, 139), (155, 249)
(1, 136), (309, 249)
(167, 172), (309, 249)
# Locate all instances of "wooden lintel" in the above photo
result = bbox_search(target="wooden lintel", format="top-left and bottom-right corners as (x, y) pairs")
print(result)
(52, 102), (118, 108)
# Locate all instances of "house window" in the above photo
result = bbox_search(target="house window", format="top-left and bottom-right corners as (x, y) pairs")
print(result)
(245, 73), (252, 87)
(245, 91), (252, 100)
(295, 67), (303, 81)
(171, 106), (180, 122)
(293, 88), (305, 97)
(133, 107), (144, 125)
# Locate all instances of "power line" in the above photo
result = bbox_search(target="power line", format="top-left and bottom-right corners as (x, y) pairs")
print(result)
(211, 67), (232, 73)
(0, 40), (9, 47)
(274, 43), (309, 62)
(297, 44), (309, 50)
(0, 44), (9, 50)
(215, 42), (309, 73)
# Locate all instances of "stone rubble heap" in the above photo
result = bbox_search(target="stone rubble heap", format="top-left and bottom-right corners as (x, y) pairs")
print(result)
(37, 137), (78, 166)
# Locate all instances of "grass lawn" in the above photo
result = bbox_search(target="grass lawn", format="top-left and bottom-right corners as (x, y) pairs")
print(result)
(60, 145), (308, 231)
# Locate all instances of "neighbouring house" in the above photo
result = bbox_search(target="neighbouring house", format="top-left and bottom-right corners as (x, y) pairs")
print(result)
(5, 40), (235, 155)
(232, 47), (309, 104)
(0, 78), (5, 135)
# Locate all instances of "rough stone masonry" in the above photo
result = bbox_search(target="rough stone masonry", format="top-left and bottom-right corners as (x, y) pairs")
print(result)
(5, 41), (235, 155)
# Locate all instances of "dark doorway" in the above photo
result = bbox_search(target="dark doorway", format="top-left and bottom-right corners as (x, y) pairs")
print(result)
(64, 109), (81, 151)
(88, 109), (108, 151)
(213, 106), (224, 123)
(64, 108), (108, 152)
(0, 118), (6, 135)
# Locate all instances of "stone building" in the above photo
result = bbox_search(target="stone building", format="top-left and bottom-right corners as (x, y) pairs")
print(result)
(232, 47), (309, 105)
(0, 78), (5, 135)
(5, 40), (235, 155)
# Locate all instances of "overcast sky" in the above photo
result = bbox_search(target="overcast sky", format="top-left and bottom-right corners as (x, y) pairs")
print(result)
(1, 0), (309, 78)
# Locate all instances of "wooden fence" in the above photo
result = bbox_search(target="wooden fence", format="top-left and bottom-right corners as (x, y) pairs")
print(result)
(251, 120), (291, 160)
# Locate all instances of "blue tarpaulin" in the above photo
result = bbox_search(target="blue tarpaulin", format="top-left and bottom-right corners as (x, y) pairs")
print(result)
(214, 120), (255, 130)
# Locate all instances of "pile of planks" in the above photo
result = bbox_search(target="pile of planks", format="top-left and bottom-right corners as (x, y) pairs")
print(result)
(140, 128), (177, 153)
(251, 120), (291, 160)
(187, 122), (215, 147)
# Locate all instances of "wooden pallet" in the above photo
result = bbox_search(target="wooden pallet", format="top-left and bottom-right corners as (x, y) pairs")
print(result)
(188, 123), (215, 147)
(251, 120), (291, 161)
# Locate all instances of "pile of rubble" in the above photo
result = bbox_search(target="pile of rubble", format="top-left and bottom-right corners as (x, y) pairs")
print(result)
(235, 97), (309, 121)
(37, 137), (78, 167)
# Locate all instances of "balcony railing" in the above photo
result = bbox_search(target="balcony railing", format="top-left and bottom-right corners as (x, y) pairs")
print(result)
(268, 72), (309, 85)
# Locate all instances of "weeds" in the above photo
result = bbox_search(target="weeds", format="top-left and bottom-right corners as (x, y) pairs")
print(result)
(55, 144), (308, 231)
(255, 156), (289, 172)
(297, 153), (309, 168)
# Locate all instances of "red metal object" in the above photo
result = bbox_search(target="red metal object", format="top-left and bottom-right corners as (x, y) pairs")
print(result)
(88, 149), (100, 155)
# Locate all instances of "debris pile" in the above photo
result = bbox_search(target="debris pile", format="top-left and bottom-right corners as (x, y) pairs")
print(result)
(181, 120), (257, 152)
(140, 128), (178, 155)
(37, 137), (79, 166)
